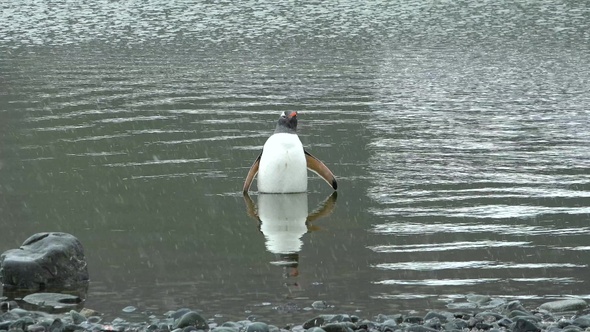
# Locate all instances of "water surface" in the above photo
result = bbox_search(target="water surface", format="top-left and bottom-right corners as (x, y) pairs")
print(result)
(1, 0), (590, 325)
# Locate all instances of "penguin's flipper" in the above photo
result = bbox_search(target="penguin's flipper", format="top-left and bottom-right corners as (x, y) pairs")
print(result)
(305, 150), (337, 190)
(243, 153), (261, 193)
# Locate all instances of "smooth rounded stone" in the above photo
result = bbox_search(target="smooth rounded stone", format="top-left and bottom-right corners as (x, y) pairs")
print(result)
(446, 302), (477, 310)
(69, 310), (86, 324)
(406, 326), (438, 332)
(0, 233), (89, 291)
(306, 328), (326, 332)
(312, 301), (328, 310)
(26, 324), (47, 332)
(321, 323), (353, 332)
(496, 317), (514, 328)
(444, 320), (464, 331)
(403, 316), (423, 325)
(87, 316), (102, 324)
(10, 316), (35, 330)
(562, 326), (584, 332)
(63, 323), (85, 331)
(423, 317), (441, 330)
(510, 310), (532, 318)
(169, 308), (193, 320)
(49, 318), (64, 332)
(23, 293), (82, 310)
(513, 318), (541, 332)
(466, 294), (491, 305)
(572, 315), (590, 328)
(507, 301), (528, 312)
(246, 322), (269, 332)
(182, 326), (198, 332)
(381, 318), (398, 331)
(213, 327), (239, 332)
(539, 299), (588, 313)
(173, 311), (207, 330)
(79, 308), (101, 318)
(122, 306), (137, 313)
(475, 311), (504, 321)
(0, 321), (13, 330)
(221, 322), (241, 329)
(303, 317), (325, 329)
(423, 311), (453, 322)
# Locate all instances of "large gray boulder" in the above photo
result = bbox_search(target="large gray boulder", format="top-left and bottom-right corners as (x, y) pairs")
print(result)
(0, 232), (89, 291)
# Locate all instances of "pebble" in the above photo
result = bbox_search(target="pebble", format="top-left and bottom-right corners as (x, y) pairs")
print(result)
(1, 297), (590, 332)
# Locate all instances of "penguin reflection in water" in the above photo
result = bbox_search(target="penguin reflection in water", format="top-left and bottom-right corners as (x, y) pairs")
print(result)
(243, 192), (338, 288)
(242, 111), (337, 194)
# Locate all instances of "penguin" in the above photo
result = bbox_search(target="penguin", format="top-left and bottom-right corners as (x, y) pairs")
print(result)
(242, 111), (338, 193)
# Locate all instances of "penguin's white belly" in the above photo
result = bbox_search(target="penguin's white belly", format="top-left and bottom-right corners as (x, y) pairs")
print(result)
(258, 133), (307, 193)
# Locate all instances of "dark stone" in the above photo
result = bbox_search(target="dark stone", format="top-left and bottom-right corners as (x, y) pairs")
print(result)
(507, 301), (528, 312)
(497, 317), (514, 328)
(63, 324), (85, 332)
(322, 323), (353, 332)
(423, 318), (441, 330)
(303, 316), (325, 329)
(69, 310), (85, 325)
(213, 327), (239, 332)
(403, 316), (423, 324)
(406, 325), (438, 332)
(173, 311), (207, 330)
(0, 321), (12, 330)
(423, 311), (452, 322)
(510, 310), (531, 318)
(10, 316), (35, 330)
(183, 326), (199, 332)
(513, 318), (541, 332)
(445, 319), (468, 330)
(572, 315), (590, 328)
(476, 311), (504, 321)
(0, 233), (89, 292)
(246, 322), (269, 332)
(49, 318), (64, 332)
(306, 328), (326, 332)
(562, 326), (583, 332)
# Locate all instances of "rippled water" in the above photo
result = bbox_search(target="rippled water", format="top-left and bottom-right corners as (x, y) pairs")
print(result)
(1, 0), (590, 325)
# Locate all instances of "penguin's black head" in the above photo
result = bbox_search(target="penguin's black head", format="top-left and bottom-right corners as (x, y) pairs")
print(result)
(275, 111), (298, 133)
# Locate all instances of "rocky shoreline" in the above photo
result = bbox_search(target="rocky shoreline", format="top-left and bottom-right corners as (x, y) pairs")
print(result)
(1, 297), (590, 332)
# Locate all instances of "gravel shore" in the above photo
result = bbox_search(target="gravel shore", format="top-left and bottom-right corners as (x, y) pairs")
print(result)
(1, 297), (589, 332)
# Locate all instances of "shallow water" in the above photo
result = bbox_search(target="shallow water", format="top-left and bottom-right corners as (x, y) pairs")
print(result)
(1, 0), (590, 325)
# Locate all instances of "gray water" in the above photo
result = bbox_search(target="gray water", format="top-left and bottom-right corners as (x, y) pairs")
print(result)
(1, 0), (590, 325)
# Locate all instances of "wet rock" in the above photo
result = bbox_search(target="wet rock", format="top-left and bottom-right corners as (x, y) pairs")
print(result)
(22, 293), (82, 311)
(321, 322), (353, 332)
(307, 328), (326, 332)
(572, 314), (590, 328)
(423, 311), (453, 323)
(173, 311), (207, 330)
(246, 322), (269, 332)
(312, 301), (328, 310)
(0, 233), (89, 291)
(513, 318), (541, 332)
(466, 294), (491, 305)
(539, 299), (588, 312)
(69, 310), (86, 324)
(213, 327), (239, 332)
(403, 316), (423, 325)
(409, 326), (439, 332)
(303, 316), (325, 329)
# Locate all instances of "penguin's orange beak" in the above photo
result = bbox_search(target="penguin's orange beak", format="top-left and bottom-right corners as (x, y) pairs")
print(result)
(289, 111), (297, 118)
